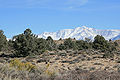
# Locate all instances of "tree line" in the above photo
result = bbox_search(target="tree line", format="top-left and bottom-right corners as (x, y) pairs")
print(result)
(0, 29), (118, 57)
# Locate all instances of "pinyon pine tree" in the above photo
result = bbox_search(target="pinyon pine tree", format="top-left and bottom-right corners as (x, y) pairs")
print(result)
(13, 29), (38, 57)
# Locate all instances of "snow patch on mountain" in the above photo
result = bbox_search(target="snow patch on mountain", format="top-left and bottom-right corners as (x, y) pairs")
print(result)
(112, 34), (120, 40)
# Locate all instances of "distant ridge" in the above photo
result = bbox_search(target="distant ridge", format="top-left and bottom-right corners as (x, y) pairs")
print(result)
(38, 26), (120, 40)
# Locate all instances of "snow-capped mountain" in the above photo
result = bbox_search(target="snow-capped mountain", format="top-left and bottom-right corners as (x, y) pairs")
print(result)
(38, 26), (120, 40)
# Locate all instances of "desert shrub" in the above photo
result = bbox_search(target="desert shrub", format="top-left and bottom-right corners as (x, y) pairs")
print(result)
(116, 59), (120, 63)
(9, 59), (36, 72)
(45, 64), (55, 75)
(61, 60), (75, 64)
(103, 52), (114, 58)
(41, 63), (58, 80)
(49, 53), (56, 55)
(37, 59), (47, 63)
(94, 63), (103, 65)
(58, 52), (67, 56)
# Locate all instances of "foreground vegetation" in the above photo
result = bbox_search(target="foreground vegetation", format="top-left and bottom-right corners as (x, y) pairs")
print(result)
(1, 57), (120, 80)
(0, 29), (120, 80)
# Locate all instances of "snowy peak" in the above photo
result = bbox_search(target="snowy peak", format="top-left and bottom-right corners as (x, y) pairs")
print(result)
(38, 26), (120, 40)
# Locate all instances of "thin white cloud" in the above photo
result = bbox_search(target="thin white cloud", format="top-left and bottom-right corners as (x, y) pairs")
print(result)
(0, 0), (88, 9)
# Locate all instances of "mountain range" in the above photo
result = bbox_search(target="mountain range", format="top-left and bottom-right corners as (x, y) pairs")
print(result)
(38, 26), (120, 40)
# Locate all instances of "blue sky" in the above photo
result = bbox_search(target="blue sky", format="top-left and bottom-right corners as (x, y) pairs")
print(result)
(0, 0), (120, 38)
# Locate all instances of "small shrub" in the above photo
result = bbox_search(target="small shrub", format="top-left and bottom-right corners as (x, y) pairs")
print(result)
(37, 59), (47, 63)
(58, 53), (67, 56)
(49, 53), (56, 55)
(94, 63), (103, 65)
(44, 63), (57, 79)
(103, 53), (114, 58)
(117, 60), (120, 63)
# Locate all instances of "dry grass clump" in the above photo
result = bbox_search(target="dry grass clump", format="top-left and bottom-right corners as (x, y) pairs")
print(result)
(54, 69), (120, 80)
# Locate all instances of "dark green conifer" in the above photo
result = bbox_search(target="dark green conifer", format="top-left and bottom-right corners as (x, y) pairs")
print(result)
(0, 30), (7, 51)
